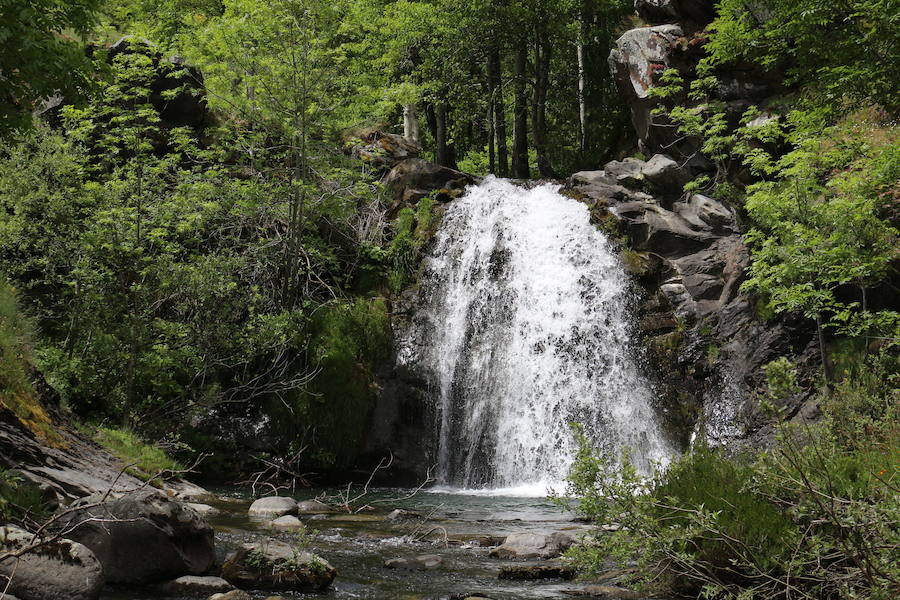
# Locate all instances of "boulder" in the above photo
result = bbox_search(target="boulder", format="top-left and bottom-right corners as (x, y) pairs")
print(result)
(295, 499), (338, 514)
(0, 525), (104, 600)
(603, 157), (646, 188)
(60, 489), (215, 584)
(385, 508), (418, 521)
(489, 532), (575, 560)
(166, 480), (212, 502)
(186, 503), (219, 517)
(383, 158), (477, 208)
(498, 562), (576, 580)
(221, 539), (336, 591)
(674, 194), (735, 232)
(248, 496), (298, 519)
(641, 154), (689, 195)
(608, 25), (683, 149)
(268, 515), (304, 531)
(347, 131), (421, 171)
(209, 591), (251, 600)
(383, 554), (442, 570)
(157, 575), (233, 596)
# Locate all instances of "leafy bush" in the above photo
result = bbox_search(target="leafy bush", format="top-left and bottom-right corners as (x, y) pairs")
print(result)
(560, 353), (900, 599)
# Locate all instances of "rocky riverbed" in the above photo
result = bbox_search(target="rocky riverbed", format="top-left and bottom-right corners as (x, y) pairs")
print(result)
(95, 487), (641, 600)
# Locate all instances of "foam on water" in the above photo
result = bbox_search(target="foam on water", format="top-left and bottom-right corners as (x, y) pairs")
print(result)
(399, 177), (672, 489)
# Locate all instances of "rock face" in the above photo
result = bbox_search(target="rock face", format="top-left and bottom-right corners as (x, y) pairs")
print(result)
(248, 496), (298, 519)
(60, 489), (216, 584)
(0, 525), (104, 600)
(566, 155), (816, 448)
(221, 539), (336, 591)
(489, 532), (575, 560)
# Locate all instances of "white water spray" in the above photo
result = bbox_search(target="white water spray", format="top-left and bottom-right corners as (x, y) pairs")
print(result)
(398, 177), (672, 491)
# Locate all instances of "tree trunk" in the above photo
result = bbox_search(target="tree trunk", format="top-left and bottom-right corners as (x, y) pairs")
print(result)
(435, 102), (455, 168)
(532, 25), (553, 178)
(512, 43), (529, 179)
(487, 98), (496, 174)
(403, 103), (420, 145)
(487, 46), (508, 177)
(816, 313), (833, 384)
(576, 4), (588, 155)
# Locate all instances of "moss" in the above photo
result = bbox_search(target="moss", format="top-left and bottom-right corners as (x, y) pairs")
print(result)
(294, 297), (392, 470)
(620, 249), (650, 276)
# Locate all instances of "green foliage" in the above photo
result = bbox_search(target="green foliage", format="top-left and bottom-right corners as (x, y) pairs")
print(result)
(560, 355), (900, 599)
(93, 426), (183, 480)
(707, 0), (899, 112)
(740, 109), (899, 342)
(0, 469), (51, 526)
(0, 277), (56, 440)
(762, 357), (800, 400)
(0, 0), (101, 132)
(298, 297), (391, 469)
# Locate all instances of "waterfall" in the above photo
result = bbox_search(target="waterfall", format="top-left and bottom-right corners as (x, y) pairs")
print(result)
(398, 177), (672, 492)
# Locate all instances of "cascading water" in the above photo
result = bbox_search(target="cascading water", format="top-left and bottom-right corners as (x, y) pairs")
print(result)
(398, 177), (672, 492)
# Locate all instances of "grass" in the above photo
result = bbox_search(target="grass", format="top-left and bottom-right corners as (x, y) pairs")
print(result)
(93, 426), (183, 481)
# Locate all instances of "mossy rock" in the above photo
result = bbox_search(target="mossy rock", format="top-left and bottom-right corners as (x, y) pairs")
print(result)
(221, 540), (336, 591)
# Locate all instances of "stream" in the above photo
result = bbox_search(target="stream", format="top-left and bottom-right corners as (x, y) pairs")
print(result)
(105, 486), (604, 600)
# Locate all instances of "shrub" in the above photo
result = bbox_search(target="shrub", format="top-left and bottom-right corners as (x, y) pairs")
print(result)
(560, 353), (900, 599)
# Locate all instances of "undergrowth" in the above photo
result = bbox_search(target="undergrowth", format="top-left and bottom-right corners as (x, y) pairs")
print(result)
(559, 349), (900, 599)
(92, 426), (183, 481)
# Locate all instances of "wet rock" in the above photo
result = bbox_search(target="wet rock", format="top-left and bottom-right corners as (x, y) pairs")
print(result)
(268, 515), (304, 531)
(498, 562), (576, 580)
(467, 534), (506, 547)
(385, 508), (418, 521)
(383, 158), (477, 209)
(564, 584), (646, 599)
(157, 575), (233, 596)
(489, 532), (575, 560)
(383, 554), (442, 570)
(60, 489), (215, 584)
(187, 503), (219, 517)
(296, 499), (338, 514)
(221, 539), (336, 591)
(248, 496), (298, 518)
(0, 525), (104, 600)
(209, 591), (251, 600)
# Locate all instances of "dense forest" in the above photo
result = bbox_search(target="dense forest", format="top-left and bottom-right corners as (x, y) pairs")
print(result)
(1, 0), (898, 599)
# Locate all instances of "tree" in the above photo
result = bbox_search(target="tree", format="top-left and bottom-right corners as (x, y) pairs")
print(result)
(0, 0), (101, 132)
